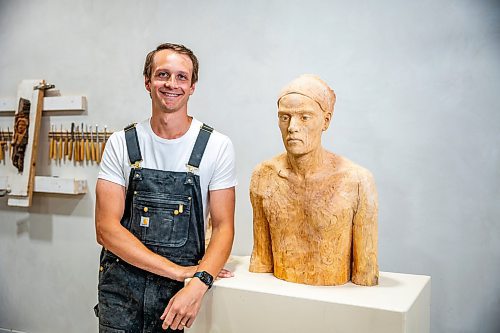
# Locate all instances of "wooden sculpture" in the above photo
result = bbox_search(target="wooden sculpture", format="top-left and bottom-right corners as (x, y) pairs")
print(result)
(249, 75), (379, 286)
(11, 98), (30, 173)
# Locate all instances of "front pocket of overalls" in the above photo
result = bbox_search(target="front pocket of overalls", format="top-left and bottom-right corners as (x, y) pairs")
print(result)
(131, 193), (191, 247)
(98, 251), (121, 287)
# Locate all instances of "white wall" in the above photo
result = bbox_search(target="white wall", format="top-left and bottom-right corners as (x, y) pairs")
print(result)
(0, 0), (499, 332)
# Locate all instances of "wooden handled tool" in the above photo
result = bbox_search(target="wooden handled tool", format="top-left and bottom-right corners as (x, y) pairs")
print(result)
(89, 125), (95, 162)
(63, 129), (68, 160)
(49, 125), (54, 160)
(68, 123), (74, 161)
(52, 125), (58, 160)
(85, 125), (91, 161)
(94, 124), (100, 164)
(79, 123), (84, 162)
(58, 125), (63, 161)
(101, 125), (107, 160)
(74, 126), (80, 162)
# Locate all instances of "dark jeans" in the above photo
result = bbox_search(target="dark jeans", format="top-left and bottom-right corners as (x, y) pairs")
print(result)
(97, 250), (184, 333)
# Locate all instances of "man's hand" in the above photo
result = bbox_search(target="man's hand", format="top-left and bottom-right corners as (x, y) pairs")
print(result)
(160, 267), (234, 330)
(160, 278), (207, 330)
(174, 265), (198, 282)
(217, 268), (234, 279)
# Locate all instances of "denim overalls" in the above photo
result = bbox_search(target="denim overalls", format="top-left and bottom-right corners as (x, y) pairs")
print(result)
(96, 123), (213, 333)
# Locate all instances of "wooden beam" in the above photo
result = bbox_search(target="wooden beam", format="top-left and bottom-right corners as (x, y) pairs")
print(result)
(33, 176), (87, 194)
(0, 96), (87, 113)
(5, 80), (46, 207)
(0, 176), (87, 195)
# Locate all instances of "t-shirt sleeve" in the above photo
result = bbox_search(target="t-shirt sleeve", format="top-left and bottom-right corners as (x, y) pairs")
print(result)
(98, 132), (127, 187)
(209, 137), (237, 191)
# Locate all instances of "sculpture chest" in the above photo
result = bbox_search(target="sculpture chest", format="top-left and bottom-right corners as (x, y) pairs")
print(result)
(260, 171), (359, 272)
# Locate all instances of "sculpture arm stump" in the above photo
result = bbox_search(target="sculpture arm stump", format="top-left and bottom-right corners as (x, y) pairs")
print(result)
(249, 165), (274, 273)
(351, 169), (379, 286)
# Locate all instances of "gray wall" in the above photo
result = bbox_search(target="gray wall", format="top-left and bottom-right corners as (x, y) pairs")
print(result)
(0, 0), (499, 332)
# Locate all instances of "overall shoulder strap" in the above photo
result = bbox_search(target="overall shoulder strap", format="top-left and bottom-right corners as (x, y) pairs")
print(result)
(124, 123), (142, 168)
(187, 123), (213, 171)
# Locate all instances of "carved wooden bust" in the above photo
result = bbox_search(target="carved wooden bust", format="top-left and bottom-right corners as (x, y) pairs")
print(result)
(249, 75), (379, 286)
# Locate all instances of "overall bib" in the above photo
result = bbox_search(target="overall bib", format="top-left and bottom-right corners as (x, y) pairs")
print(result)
(96, 123), (213, 333)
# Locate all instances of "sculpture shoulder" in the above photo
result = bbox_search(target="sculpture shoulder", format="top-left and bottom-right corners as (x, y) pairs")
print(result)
(250, 154), (287, 194)
(333, 154), (375, 184)
(252, 154), (288, 177)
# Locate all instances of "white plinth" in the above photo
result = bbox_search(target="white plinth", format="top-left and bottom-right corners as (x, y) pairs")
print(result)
(189, 256), (430, 333)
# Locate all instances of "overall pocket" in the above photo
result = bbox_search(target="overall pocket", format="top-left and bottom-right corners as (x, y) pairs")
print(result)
(131, 192), (191, 247)
(98, 250), (122, 288)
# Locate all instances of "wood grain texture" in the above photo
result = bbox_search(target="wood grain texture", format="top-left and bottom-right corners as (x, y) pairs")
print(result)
(249, 75), (378, 286)
(249, 153), (378, 286)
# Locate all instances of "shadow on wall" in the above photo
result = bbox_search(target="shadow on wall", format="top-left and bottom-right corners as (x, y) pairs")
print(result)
(0, 192), (91, 241)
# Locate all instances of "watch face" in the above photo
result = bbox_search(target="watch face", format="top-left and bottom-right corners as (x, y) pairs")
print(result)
(195, 271), (213, 287)
(203, 272), (213, 284)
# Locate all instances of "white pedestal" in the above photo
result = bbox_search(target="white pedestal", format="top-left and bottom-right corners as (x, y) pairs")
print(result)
(189, 256), (430, 333)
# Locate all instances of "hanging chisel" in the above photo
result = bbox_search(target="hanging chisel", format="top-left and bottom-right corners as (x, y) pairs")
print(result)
(95, 124), (100, 164)
(69, 123), (75, 161)
(96, 124), (102, 164)
(86, 125), (91, 161)
(52, 125), (58, 160)
(101, 125), (107, 160)
(63, 129), (69, 161)
(49, 124), (54, 160)
(89, 125), (95, 162)
(79, 122), (84, 162)
(58, 124), (63, 161)
(74, 126), (80, 161)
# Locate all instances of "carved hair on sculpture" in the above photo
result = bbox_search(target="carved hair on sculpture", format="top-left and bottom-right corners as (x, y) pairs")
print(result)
(277, 74), (336, 117)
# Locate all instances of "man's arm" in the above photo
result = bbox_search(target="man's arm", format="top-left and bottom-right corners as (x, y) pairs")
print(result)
(95, 179), (196, 281)
(161, 186), (235, 330)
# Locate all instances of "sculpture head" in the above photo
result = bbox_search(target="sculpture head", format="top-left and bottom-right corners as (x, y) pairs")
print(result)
(277, 75), (336, 156)
(15, 115), (29, 134)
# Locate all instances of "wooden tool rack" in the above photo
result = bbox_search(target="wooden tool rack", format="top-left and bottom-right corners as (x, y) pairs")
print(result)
(0, 80), (89, 207)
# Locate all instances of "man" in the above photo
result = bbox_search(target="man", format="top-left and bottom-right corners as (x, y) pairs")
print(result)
(95, 43), (236, 332)
(249, 74), (378, 286)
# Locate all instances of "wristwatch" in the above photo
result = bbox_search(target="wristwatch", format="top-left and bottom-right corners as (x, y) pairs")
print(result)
(193, 271), (214, 289)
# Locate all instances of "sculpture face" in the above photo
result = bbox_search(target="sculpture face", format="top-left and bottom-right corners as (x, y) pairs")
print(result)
(16, 118), (28, 134)
(278, 93), (326, 156)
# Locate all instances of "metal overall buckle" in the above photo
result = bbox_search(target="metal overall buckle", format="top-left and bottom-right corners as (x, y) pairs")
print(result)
(186, 164), (198, 174)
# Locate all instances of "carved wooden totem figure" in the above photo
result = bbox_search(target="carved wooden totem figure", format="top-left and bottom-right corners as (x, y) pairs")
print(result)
(11, 98), (31, 173)
(249, 75), (379, 286)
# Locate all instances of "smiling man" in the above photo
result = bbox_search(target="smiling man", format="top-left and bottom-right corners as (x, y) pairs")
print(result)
(94, 43), (237, 332)
(249, 74), (379, 286)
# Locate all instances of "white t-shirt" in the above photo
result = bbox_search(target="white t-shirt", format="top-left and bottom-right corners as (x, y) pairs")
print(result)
(98, 118), (237, 227)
